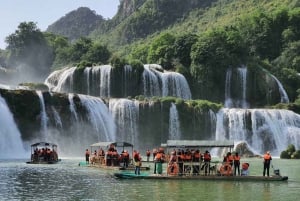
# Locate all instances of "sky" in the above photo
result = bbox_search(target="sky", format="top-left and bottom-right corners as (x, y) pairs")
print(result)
(0, 0), (120, 49)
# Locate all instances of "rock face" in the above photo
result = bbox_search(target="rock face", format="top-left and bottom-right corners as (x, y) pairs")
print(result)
(234, 142), (256, 157)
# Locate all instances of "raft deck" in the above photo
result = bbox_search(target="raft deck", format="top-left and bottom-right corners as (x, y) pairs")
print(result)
(114, 172), (288, 181)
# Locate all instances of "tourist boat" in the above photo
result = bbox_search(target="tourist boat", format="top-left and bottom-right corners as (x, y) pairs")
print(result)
(26, 142), (60, 164)
(114, 140), (288, 181)
(113, 172), (288, 181)
(86, 141), (150, 171)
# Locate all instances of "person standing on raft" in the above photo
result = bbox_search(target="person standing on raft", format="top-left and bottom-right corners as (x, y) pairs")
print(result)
(263, 151), (272, 177)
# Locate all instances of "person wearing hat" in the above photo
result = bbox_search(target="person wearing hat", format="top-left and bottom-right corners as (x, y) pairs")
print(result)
(263, 151), (272, 176)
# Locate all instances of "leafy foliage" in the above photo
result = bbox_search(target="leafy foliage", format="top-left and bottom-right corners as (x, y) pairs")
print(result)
(5, 22), (53, 78)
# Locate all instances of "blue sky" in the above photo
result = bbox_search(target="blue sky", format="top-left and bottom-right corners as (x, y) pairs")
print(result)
(0, 0), (120, 49)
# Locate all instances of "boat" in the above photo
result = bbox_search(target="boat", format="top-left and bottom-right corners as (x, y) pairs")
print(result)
(114, 172), (288, 181)
(26, 142), (60, 164)
(114, 140), (288, 181)
(86, 141), (150, 171)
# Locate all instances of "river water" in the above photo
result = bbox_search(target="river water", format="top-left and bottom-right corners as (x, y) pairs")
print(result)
(0, 158), (299, 201)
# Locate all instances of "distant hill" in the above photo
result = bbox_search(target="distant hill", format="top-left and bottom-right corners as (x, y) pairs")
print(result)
(46, 7), (105, 42)
(45, 0), (300, 56)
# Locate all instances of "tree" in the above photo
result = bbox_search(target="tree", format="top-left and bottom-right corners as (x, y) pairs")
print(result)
(69, 37), (93, 63)
(147, 32), (176, 69)
(5, 22), (53, 79)
(173, 33), (198, 68)
(83, 43), (111, 65)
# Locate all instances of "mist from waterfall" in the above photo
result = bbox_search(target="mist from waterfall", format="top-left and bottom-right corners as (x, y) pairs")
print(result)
(109, 98), (139, 145)
(169, 103), (181, 140)
(78, 94), (116, 141)
(0, 95), (27, 158)
(215, 108), (300, 155)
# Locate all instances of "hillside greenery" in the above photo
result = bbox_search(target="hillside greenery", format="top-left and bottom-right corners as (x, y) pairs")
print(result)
(1, 0), (300, 108)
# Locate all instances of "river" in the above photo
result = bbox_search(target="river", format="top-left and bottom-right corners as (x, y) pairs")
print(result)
(0, 158), (299, 201)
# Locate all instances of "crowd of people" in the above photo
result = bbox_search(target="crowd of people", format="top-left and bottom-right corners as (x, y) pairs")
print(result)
(84, 145), (273, 177)
(32, 147), (58, 162)
(85, 144), (142, 174)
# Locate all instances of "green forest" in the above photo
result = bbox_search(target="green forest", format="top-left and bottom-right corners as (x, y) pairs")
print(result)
(1, 0), (300, 110)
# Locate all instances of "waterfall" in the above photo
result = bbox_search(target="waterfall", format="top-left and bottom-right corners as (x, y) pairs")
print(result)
(161, 71), (192, 100)
(51, 106), (62, 128)
(142, 64), (161, 97)
(269, 74), (290, 103)
(109, 98), (139, 145)
(36, 91), (48, 140)
(68, 93), (78, 121)
(124, 65), (132, 97)
(224, 68), (233, 108)
(45, 67), (76, 93)
(78, 94), (115, 141)
(215, 108), (300, 155)
(169, 103), (181, 140)
(238, 66), (248, 108)
(99, 65), (112, 98)
(224, 66), (249, 108)
(84, 67), (92, 95)
(0, 95), (27, 158)
(142, 64), (192, 99)
(87, 65), (112, 98)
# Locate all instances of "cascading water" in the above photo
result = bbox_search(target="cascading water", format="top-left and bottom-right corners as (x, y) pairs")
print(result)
(45, 67), (76, 93)
(215, 108), (300, 155)
(123, 65), (132, 97)
(84, 67), (92, 95)
(36, 90), (48, 140)
(51, 106), (62, 128)
(238, 66), (248, 108)
(269, 74), (290, 103)
(161, 71), (192, 100)
(78, 94), (116, 141)
(169, 103), (181, 140)
(224, 68), (233, 108)
(224, 66), (249, 108)
(109, 98), (139, 145)
(142, 64), (161, 97)
(68, 93), (78, 121)
(99, 65), (112, 97)
(0, 95), (27, 158)
(142, 64), (192, 99)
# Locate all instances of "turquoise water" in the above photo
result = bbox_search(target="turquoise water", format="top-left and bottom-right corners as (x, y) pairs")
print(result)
(0, 158), (299, 201)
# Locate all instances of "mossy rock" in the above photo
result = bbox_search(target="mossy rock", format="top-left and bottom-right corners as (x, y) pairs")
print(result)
(18, 83), (49, 91)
